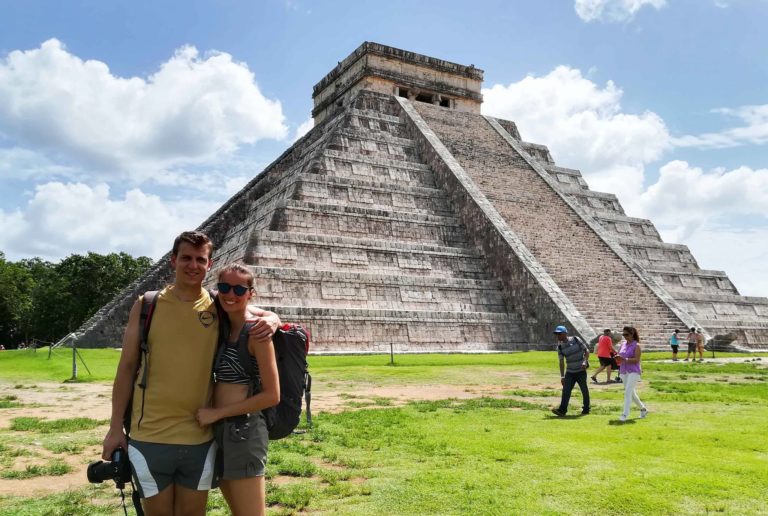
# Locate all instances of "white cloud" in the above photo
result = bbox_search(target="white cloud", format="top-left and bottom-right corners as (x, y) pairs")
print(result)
(668, 225), (768, 297)
(482, 66), (671, 195)
(0, 182), (219, 261)
(574, 0), (667, 22)
(673, 104), (768, 149)
(638, 160), (768, 238)
(293, 117), (314, 142)
(0, 39), (288, 179)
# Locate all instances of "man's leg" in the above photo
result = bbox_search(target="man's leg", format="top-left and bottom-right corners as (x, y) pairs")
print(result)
(575, 371), (590, 413)
(142, 486), (174, 516)
(558, 372), (576, 414)
(129, 440), (175, 515)
(591, 364), (605, 382)
(173, 484), (209, 516)
(606, 365), (613, 382)
(173, 440), (216, 516)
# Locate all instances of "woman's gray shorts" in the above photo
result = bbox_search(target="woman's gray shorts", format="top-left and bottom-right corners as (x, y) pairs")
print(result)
(214, 412), (268, 480)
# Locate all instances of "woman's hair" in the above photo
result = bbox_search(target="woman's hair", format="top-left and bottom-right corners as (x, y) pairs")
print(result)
(217, 262), (255, 288)
(623, 326), (640, 342)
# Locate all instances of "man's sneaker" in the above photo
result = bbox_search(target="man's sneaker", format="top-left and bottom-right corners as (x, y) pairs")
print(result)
(590, 376), (598, 384)
(619, 415), (628, 422)
(581, 410), (590, 416)
(615, 377), (622, 383)
(551, 408), (566, 417)
(672, 359), (679, 362)
(683, 358), (689, 361)
(640, 408), (648, 419)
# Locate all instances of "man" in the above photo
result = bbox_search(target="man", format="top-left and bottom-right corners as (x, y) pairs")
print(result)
(591, 328), (617, 384)
(102, 231), (280, 516)
(551, 325), (591, 417)
(669, 329), (681, 361)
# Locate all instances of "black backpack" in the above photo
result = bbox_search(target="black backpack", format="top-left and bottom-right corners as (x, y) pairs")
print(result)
(213, 321), (312, 440)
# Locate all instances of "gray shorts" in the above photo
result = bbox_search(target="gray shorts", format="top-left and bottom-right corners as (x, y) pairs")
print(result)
(128, 439), (218, 499)
(214, 412), (268, 480)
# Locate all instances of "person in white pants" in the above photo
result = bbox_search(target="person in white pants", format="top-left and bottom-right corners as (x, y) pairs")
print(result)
(617, 326), (647, 422)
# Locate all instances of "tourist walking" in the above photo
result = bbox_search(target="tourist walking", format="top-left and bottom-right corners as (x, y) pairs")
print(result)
(196, 263), (280, 516)
(617, 326), (647, 422)
(591, 329), (617, 383)
(670, 329), (681, 361)
(551, 326), (591, 417)
(684, 327), (697, 361)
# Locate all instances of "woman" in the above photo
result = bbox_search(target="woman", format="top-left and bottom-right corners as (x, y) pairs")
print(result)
(617, 326), (647, 422)
(196, 263), (280, 516)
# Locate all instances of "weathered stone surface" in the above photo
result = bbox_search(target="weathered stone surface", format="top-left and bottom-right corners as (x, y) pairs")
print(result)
(75, 42), (768, 351)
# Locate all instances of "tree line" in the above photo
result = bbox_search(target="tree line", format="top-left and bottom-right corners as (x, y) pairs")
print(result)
(0, 251), (152, 348)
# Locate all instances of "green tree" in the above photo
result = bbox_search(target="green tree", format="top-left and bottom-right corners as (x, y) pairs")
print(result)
(0, 252), (36, 345)
(0, 251), (152, 345)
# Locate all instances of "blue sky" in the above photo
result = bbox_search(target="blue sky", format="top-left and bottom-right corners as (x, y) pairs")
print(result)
(1, 0), (767, 295)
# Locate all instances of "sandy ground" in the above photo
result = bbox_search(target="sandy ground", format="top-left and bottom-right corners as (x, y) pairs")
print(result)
(0, 379), (521, 497)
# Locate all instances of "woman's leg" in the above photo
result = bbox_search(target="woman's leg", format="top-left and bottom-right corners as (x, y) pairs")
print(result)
(221, 477), (266, 516)
(622, 373), (639, 418)
(631, 377), (646, 411)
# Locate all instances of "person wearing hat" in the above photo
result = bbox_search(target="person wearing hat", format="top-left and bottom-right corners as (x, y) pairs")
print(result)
(551, 325), (591, 417)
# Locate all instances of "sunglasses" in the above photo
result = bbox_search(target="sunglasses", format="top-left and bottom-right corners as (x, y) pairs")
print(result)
(217, 282), (250, 296)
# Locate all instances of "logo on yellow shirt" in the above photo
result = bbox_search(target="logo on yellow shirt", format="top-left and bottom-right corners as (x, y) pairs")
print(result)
(198, 310), (216, 328)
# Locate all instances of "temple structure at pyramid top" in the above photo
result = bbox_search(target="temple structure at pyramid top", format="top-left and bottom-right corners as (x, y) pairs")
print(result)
(312, 42), (484, 123)
(76, 42), (768, 352)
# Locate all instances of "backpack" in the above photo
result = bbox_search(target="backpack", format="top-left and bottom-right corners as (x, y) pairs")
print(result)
(212, 320), (313, 440)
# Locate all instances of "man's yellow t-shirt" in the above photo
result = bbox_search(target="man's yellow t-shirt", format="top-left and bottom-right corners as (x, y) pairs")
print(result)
(130, 286), (219, 444)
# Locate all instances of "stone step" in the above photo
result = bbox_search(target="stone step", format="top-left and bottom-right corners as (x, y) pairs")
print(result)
(559, 187), (624, 214)
(544, 165), (589, 190)
(295, 174), (453, 216)
(247, 230), (493, 279)
(249, 266), (508, 312)
(327, 131), (419, 163)
(271, 200), (470, 247)
(337, 126), (414, 148)
(256, 305), (528, 353)
(348, 109), (408, 138)
(316, 150), (437, 188)
(593, 214), (661, 240)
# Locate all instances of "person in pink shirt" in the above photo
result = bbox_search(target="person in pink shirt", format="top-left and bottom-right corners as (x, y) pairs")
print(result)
(591, 328), (617, 384)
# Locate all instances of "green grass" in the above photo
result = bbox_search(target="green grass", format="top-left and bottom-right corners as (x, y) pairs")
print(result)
(9, 417), (107, 433)
(0, 351), (767, 514)
(0, 459), (72, 479)
(0, 348), (122, 382)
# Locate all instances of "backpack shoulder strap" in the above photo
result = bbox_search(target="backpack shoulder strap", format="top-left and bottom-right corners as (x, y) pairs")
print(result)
(137, 291), (159, 389)
(130, 290), (158, 433)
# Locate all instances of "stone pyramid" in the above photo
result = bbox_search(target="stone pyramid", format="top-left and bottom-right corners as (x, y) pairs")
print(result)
(76, 42), (768, 352)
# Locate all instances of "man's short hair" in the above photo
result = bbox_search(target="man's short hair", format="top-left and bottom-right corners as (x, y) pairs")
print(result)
(603, 328), (611, 334)
(172, 231), (214, 259)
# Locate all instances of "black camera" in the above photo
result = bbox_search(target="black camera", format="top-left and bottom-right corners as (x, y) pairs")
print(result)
(87, 448), (132, 488)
